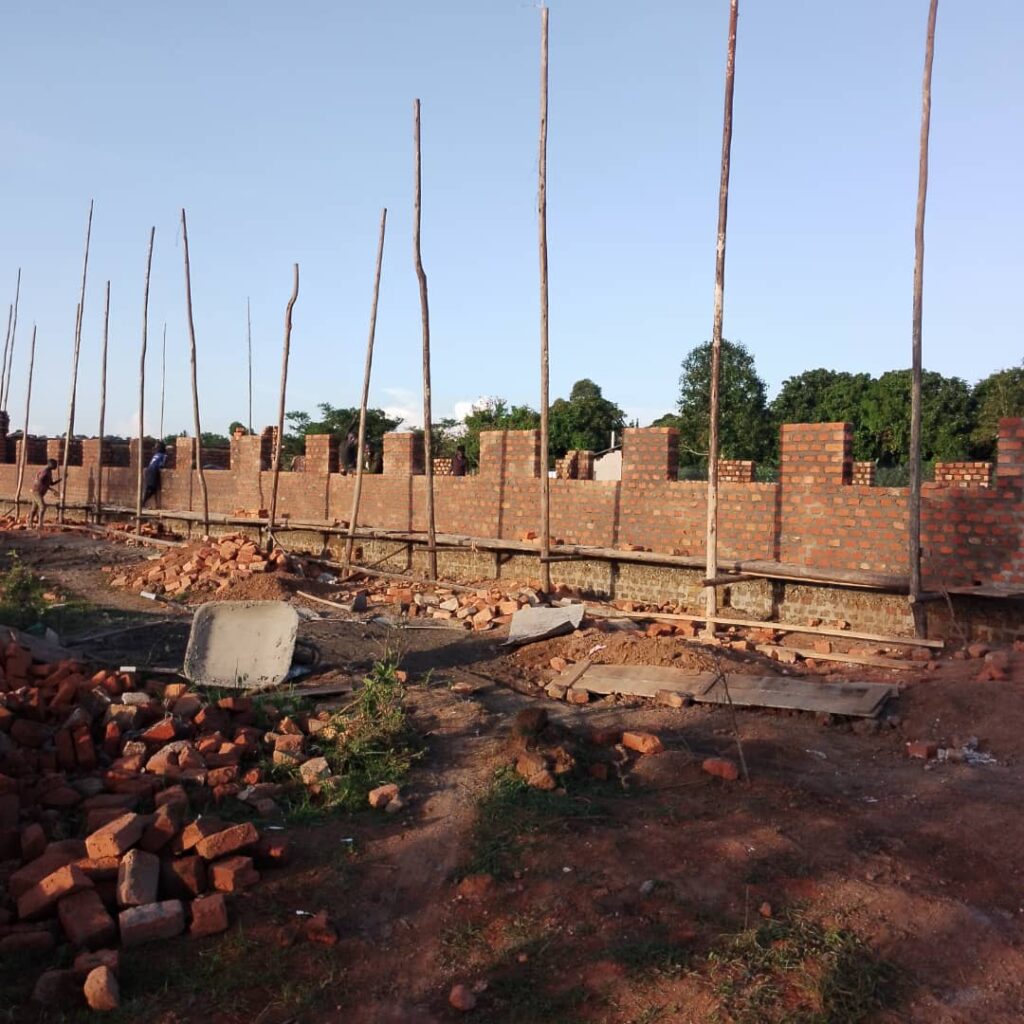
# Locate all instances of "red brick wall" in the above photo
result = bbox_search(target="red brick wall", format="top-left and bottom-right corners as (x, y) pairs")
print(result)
(4, 420), (1024, 590)
(934, 461), (992, 488)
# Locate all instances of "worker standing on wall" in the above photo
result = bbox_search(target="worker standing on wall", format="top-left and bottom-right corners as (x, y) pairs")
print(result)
(142, 441), (168, 507)
(452, 444), (468, 477)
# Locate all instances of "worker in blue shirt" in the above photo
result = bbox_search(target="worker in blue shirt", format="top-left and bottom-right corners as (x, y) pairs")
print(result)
(142, 441), (168, 506)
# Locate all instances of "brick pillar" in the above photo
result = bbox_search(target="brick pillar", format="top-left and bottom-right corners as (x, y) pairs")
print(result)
(718, 459), (755, 483)
(621, 427), (679, 482)
(852, 461), (876, 486)
(16, 436), (47, 468)
(175, 437), (194, 472)
(779, 422), (852, 485)
(576, 450), (595, 480)
(231, 434), (270, 474)
(384, 432), (423, 475)
(996, 418), (1024, 482)
(479, 430), (540, 478)
(304, 434), (339, 475)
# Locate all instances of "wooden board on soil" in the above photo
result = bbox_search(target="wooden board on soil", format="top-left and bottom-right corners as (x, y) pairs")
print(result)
(557, 663), (896, 717)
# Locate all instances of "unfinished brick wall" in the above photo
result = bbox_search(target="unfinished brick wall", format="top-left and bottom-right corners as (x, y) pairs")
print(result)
(718, 460), (755, 483)
(934, 462), (992, 488)
(852, 461), (876, 486)
(4, 419), (1024, 598)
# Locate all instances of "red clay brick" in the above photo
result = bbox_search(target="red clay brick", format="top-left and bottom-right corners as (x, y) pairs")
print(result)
(189, 893), (229, 937)
(209, 855), (260, 892)
(194, 822), (259, 861)
(58, 888), (117, 948)
(118, 900), (186, 947)
(18, 863), (94, 920)
(85, 813), (148, 860)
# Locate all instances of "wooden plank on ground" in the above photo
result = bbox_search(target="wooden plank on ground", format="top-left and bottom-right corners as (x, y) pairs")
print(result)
(557, 662), (895, 717)
(556, 663), (712, 698)
(755, 645), (916, 671)
(694, 675), (896, 717)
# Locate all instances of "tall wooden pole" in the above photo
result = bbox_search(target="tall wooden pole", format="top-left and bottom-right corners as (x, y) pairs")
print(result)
(246, 297), (253, 434)
(181, 209), (211, 534)
(137, 228), (155, 536)
(14, 325), (37, 516)
(58, 301), (81, 522)
(268, 264), (299, 543)
(0, 299), (13, 410)
(413, 99), (438, 580)
(96, 281), (110, 521)
(538, 7), (552, 594)
(58, 199), (94, 523)
(704, 0), (739, 635)
(909, 0), (939, 636)
(343, 208), (388, 574)
(159, 323), (167, 439)
(2, 269), (22, 410)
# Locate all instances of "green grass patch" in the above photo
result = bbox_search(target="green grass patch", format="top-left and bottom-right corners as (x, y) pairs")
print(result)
(704, 911), (897, 1024)
(607, 936), (692, 978)
(462, 767), (572, 880)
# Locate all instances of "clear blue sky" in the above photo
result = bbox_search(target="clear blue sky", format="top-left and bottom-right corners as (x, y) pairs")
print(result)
(1, 0), (1021, 439)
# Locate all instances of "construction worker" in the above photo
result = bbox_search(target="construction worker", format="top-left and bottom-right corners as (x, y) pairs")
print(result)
(28, 459), (60, 527)
(142, 441), (168, 506)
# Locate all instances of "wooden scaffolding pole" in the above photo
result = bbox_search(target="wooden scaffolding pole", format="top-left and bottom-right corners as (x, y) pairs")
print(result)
(538, 6), (552, 594)
(343, 207), (388, 575)
(96, 281), (110, 521)
(181, 209), (211, 534)
(413, 98), (438, 580)
(909, 0), (939, 637)
(13, 325), (37, 516)
(0, 295), (14, 408)
(159, 323), (167, 439)
(137, 227), (155, 537)
(2, 269), (22, 410)
(268, 264), (299, 542)
(60, 199), (94, 523)
(246, 297), (253, 434)
(704, 0), (739, 636)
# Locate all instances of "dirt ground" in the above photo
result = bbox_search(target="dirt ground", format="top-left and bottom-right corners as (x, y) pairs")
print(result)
(4, 530), (1024, 1023)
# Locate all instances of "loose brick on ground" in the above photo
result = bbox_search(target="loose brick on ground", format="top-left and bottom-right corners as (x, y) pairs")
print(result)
(118, 900), (186, 947)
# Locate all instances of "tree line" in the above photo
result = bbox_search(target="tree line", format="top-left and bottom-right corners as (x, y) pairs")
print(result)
(656, 341), (1024, 469)
(201, 343), (1022, 474)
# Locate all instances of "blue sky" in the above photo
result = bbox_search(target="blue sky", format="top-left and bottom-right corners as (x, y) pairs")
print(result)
(1, 1), (1021, 439)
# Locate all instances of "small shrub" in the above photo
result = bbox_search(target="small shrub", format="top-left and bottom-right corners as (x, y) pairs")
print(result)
(0, 553), (48, 628)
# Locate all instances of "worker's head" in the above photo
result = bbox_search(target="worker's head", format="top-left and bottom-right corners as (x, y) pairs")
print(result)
(457, 445), (466, 456)
(47, 458), (58, 469)
(156, 441), (167, 453)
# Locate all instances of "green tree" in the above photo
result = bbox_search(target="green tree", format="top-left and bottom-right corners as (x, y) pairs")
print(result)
(859, 370), (975, 464)
(458, 399), (540, 468)
(676, 340), (772, 465)
(548, 379), (626, 459)
(771, 369), (875, 460)
(284, 403), (403, 463)
(971, 365), (1024, 458)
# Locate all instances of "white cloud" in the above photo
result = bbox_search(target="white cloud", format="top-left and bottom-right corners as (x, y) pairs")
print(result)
(380, 387), (421, 430)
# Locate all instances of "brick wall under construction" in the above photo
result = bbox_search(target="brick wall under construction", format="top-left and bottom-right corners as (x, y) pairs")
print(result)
(3, 418), (1024, 634)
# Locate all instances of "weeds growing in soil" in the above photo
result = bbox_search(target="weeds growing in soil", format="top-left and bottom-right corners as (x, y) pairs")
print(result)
(0, 552), (48, 628)
(269, 656), (418, 821)
(704, 910), (896, 1024)
(463, 766), (568, 879)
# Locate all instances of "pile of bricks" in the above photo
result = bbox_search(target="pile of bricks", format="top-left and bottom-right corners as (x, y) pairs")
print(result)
(361, 578), (572, 631)
(105, 533), (292, 597)
(0, 642), (297, 1011)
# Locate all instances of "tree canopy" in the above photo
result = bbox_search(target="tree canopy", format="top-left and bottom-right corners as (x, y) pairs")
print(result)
(676, 340), (773, 465)
(549, 379), (626, 458)
(284, 403), (403, 463)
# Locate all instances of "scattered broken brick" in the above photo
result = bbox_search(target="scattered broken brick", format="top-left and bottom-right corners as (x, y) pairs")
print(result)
(702, 757), (740, 782)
